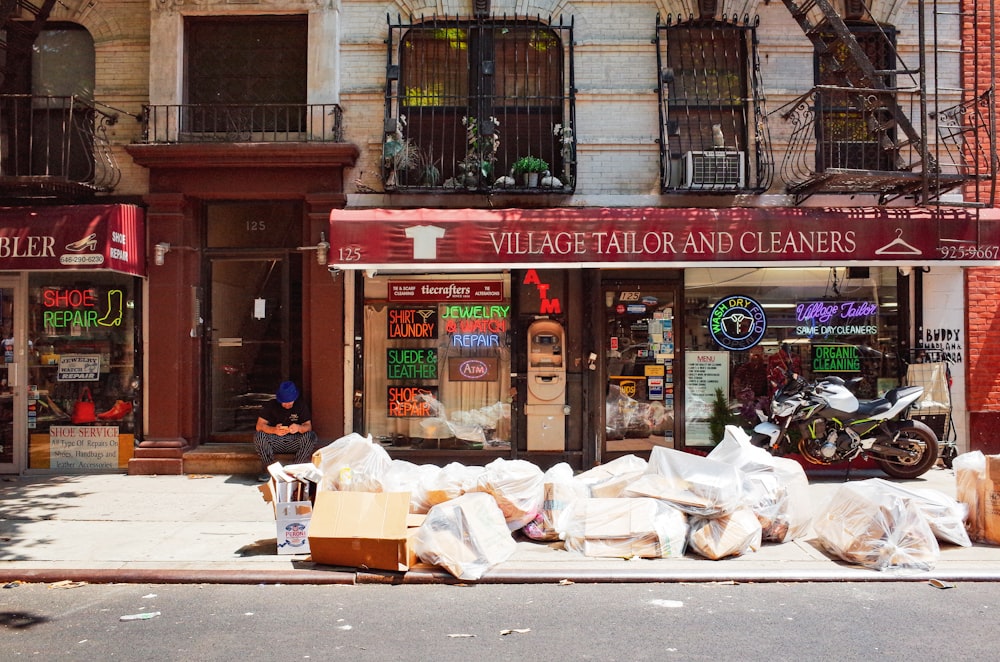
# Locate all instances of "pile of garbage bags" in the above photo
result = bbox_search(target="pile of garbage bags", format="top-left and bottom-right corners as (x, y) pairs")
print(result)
(300, 426), (972, 579)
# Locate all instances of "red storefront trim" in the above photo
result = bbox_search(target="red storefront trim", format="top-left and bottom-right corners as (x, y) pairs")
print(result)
(0, 204), (146, 277)
(329, 207), (1000, 270)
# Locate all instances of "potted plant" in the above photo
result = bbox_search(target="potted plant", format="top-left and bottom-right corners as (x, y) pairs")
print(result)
(513, 155), (549, 187)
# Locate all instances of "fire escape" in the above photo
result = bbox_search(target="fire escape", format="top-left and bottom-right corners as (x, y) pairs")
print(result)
(0, 0), (122, 201)
(776, 0), (997, 206)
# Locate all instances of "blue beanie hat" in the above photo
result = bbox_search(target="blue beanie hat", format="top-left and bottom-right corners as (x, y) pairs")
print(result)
(276, 381), (299, 403)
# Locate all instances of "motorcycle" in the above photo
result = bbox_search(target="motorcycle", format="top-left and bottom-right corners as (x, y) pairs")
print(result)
(750, 374), (939, 479)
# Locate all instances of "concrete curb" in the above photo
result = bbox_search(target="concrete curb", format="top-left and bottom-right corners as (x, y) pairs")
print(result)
(0, 568), (357, 586)
(4, 566), (1000, 586)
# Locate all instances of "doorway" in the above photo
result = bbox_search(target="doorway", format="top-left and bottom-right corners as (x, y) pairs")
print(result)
(601, 279), (681, 457)
(202, 201), (305, 442)
(0, 276), (24, 473)
(205, 255), (303, 440)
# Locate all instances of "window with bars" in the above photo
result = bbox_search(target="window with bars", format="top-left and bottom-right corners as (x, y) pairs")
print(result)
(656, 17), (771, 193)
(815, 23), (898, 171)
(383, 15), (575, 192)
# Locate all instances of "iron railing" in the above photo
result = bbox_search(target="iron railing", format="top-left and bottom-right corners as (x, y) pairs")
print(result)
(655, 15), (774, 194)
(382, 14), (576, 194)
(136, 104), (344, 144)
(777, 86), (991, 203)
(0, 94), (121, 193)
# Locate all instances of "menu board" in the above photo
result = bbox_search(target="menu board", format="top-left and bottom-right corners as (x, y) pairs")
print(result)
(684, 351), (730, 446)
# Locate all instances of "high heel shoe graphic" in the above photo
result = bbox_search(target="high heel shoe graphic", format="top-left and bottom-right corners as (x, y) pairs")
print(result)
(97, 289), (123, 327)
(42, 396), (71, 420)
(97, 400), (132, 421)
(65, 233), (98, 252)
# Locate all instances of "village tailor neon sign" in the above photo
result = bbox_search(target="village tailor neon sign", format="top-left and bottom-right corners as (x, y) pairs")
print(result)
(794, 300), (879, 337)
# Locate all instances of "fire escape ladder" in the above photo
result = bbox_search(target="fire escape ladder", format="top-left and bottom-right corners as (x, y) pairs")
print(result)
(781, 0), (928, 171)
(0, 0), (58, 91)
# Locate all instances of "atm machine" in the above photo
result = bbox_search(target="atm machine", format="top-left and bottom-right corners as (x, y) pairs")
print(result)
(525, 319), (566, 451)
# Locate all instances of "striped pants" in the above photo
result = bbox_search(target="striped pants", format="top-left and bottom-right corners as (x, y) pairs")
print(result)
(253, 430), (318, 468)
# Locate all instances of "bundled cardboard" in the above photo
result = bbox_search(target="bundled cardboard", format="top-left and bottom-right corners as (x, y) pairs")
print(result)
(688, 507), (762, 560)
(574, 454), (647, 498)
(862, 477), (970, 547)
(523, 463), (588, 541)
(954, 451), (1000, 545)
(307, 491), (424, 571)
(413, 492), (517, 580)
(708, 426), (810, 542)
(471, 458), (545, 531)
(813, 480), (939, 571)
(559, 497), (688, 559)
(631, 446), (744, 518)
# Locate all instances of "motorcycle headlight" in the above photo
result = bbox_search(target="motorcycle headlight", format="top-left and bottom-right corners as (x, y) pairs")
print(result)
(772, 400), (797, 417)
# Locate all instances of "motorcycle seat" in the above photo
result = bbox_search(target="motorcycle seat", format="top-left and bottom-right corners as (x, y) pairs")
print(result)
(855, 399), (892, 416)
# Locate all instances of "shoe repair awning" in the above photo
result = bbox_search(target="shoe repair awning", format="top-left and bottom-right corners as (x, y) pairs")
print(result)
(0, 204), (145, 277)
(329, 206), (1000, 271)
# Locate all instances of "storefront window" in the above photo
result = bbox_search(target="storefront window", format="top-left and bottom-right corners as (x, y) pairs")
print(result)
(683, 267), (899, 446)
(26, 273), (139, 470)
(361, 275), (511, 451)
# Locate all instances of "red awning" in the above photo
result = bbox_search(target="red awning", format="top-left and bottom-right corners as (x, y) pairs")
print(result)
(0, 204), (146, 277)
(329, 206), (1000, 270)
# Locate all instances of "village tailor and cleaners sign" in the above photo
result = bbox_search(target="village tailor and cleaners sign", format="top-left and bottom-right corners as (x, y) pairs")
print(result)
(329, 207), (1000, 268)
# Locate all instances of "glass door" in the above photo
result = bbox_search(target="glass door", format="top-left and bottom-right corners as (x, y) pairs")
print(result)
(205, 255), (302, 440)
(0, 277), (24, 473)
(603, 283), (678, 454)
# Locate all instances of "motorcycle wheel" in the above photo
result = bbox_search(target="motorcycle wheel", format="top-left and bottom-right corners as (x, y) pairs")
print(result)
(875, 420), (939, 479)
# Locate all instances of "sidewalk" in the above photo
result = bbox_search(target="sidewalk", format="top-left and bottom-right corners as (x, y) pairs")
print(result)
(1, 465), (998, 585)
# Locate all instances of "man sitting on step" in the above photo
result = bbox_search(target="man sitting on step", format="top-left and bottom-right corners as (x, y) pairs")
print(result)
(253, 380), (318, 482)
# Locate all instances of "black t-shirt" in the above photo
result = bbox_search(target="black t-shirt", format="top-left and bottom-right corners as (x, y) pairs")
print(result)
(259, 398), (312, 428)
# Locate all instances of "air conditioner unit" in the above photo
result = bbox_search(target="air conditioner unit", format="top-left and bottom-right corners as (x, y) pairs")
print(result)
(682, 150), (746, 190)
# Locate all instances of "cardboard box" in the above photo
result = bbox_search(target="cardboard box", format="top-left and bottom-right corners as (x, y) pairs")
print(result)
(307, 491), (424, 571)
(275, 501), (313, 555)
(564, 497), (688, 559)
(957, 454), (1000, 544)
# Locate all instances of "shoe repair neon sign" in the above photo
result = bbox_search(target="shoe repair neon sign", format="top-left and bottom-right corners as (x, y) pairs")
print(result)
(42, 288), (124, 328)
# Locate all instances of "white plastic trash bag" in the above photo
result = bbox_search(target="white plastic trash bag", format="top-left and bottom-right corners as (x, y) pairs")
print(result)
(954, 451), (996, 544)
(420, 461), (485, 508)
(813, 479), (940, 572)
(313, 433), (391, 492)
(708, 426), (810, 541)
(558, 497), (688, 559)
(413, 492), (517, 580)
(861, 478), (971, 548)
(574, 454), (647, 498)
(688, 507), (763, 560)
(383, 459), (442, 514)
(638, 446), (744, 517)
(471, 458), (545, 531)
(523, 463), (588, 542)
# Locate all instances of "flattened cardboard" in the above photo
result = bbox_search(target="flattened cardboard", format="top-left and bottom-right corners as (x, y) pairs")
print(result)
(307, 491), (421, 571)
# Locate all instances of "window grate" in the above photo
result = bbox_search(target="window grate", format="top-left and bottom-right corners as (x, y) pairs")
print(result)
(384, 14), (575, 193)
(655, 15), (772, 193)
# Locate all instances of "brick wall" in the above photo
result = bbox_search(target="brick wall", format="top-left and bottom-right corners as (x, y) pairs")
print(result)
(965, 268), (1000, 452)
